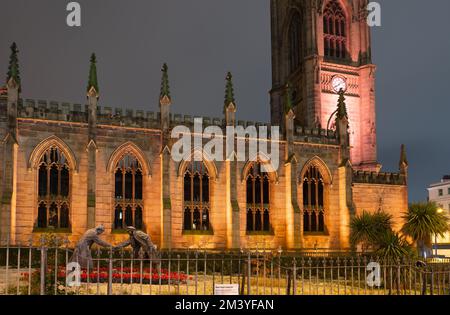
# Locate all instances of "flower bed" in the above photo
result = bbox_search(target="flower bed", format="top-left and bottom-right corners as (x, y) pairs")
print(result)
(56, 267), (190, 285)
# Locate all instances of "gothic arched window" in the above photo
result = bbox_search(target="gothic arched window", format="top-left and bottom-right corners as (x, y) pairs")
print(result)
(114, 154), (144, 230)
(37, 147), (70, 229)
(183, 161), (210, 231)
(289, 12), (303, 74)
(246, 163), (270, 232)
(323, 0), (347, 59)
(302, 165), (326, 233)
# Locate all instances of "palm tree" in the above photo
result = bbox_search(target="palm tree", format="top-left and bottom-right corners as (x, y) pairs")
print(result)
(401, 202), (450, 258)
(375, 230), (414, 295)
(350, 210), (393, 252)
(375, 230), (414, 263)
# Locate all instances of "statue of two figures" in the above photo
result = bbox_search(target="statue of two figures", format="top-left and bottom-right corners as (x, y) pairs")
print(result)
(70, 225), (160, 269)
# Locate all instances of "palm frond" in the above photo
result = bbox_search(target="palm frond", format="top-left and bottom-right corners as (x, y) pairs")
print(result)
(350, 210), (393, 249)
(401, 202), (450, 242)
(375, 230), (415, 263)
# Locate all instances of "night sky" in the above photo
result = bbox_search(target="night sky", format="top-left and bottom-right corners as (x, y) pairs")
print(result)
(1, 0), (449, 202)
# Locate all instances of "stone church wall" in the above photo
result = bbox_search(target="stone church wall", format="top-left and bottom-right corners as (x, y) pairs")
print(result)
(352, 183), (408, 232)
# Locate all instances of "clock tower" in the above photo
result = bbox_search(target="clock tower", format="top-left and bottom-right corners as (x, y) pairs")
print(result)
(270, 0), (380, 171)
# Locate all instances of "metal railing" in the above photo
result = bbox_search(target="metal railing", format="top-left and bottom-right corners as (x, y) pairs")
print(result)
(0, 236), (449, 295)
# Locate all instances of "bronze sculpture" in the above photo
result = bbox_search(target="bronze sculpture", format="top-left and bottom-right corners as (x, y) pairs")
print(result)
(115, 226), (159, 260)
(69, 225), (113, 269)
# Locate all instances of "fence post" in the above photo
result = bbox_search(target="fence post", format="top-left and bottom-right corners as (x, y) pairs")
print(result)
(40, 236), (47, 296)
(247, 251), (251, 295)
(239, 249), (245, 295)
(177, 254), (181, 295)
(107, 247), (113, 295)
(53, 237), (59, 296)
(293, 258), (297, 295)
(64, 237), (69, 296)
(396, 261), (401, 295)
(278, 248), (283, 295)
(195, 251), (198, 295)
(169, 252), (172, 294)
(16, 243), (21, 295)
(430, 266), (434, 296)
(286, 269), (291, 295)
(5, 235), (10, 295)
(420, 264), (427, 295)
(203, 251), (207, 295)
(28, 237), (33, 296)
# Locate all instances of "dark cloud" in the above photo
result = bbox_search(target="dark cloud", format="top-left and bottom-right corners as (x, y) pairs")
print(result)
(1, 0), (448, 201)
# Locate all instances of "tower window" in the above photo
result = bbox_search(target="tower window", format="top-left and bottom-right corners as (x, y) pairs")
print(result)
(288, 12), (303, 74)
(302, 165), (326, 233)
(183, 161), (211, 231)
(323, 0), (347, 59)
(37, 147), (70, 229)
(246, 163), (271, 232)
(114, 154), (144, 230)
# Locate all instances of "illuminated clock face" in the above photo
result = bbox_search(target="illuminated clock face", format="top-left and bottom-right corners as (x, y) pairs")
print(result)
(331, 76), (347, 93)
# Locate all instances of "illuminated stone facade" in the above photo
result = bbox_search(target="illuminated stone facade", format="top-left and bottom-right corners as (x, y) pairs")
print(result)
(0, 0), (408, 250)
(270, 0), (379, 171)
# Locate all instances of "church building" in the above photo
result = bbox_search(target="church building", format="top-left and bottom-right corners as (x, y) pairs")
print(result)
(0, 0), (408, 250)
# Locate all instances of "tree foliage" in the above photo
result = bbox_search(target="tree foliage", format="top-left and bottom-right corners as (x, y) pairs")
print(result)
(375, 230), (414, 263)
(402, 202), (449, 242)
(350, 210), (393, 251)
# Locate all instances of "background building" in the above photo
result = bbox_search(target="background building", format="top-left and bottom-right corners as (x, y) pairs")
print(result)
(428, 175), (450, 256)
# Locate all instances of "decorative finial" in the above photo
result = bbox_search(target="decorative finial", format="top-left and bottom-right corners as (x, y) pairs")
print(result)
(87, 53), (99, 96)
(160, 63), (171, 105)
(6, 42), (21, 92)
(224, 72), (235, 108)
(399, 144), (408, 168)
(336, 89), (348, 120)
(285, 83), (294, 114)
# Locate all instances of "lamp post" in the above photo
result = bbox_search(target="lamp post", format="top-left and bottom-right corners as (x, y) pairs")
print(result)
(435, 207), (444, 257)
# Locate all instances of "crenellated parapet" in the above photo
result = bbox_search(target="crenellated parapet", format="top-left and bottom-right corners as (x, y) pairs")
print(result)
(18, 99), (86, 122)
(293, 126), (338, 145)
(8, 96), (343, 147)
(96, 106), (160, 129)
(352, 170), (407, 186)
(171, 114), (224, 128)
(170, 114), (273, 133)
(16, 99), (161, 129)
